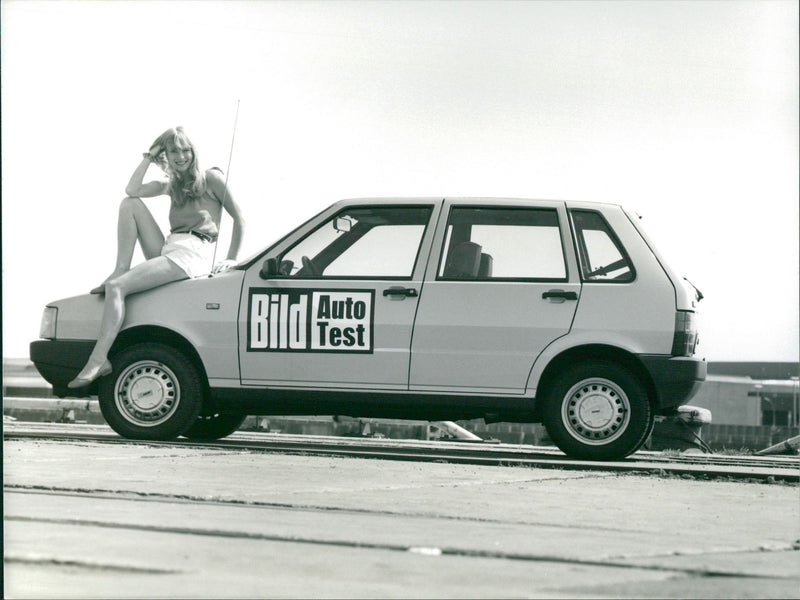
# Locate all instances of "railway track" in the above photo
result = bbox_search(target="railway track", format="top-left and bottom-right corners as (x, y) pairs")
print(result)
(5, 421), (799, 482)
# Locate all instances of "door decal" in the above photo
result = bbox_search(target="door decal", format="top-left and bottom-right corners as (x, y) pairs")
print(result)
(247, 288), (374, 353)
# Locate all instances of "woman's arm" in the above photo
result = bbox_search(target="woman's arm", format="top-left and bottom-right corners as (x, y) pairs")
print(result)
(125, 153), (169, 198)
(207, 169), (246, 269)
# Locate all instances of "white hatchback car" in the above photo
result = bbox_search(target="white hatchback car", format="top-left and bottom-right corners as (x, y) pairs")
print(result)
(31, 198), (705, 460)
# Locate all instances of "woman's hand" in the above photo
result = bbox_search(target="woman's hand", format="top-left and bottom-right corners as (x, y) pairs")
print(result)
(212, 259), (238, 274)
(126, 143), (170, 197)
(147, 142), (169, 172)
(147, 141), (163, 159)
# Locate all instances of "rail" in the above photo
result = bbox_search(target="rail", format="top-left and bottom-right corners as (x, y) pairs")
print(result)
(5, 422), (798, 483)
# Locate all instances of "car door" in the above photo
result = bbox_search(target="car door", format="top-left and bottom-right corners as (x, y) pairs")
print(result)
(409, 200), (581, 394)
(238, 202), (440, 389)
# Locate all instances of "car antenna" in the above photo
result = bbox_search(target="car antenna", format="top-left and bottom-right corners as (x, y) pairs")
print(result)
(209, 99), (241, 277)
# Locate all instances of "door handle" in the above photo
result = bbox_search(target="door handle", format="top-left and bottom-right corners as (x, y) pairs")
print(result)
(383, 287), (418, 298)
(542, 290), (578, 301)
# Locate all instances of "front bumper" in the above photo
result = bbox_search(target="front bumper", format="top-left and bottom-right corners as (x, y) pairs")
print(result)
(639, 354), (707, 412)
(30, 340), (97, 398)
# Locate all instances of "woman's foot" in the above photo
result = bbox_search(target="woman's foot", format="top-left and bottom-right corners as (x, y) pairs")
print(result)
(90, 270), (127, 294)
(68, 359), (112, 388)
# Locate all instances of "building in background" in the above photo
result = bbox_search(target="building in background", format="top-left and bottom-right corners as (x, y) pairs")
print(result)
(690, 362), (799, 450)
(692, 363), (799, 426)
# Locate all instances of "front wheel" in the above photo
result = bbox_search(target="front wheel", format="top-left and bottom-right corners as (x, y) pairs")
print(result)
(98, 343), (203, 440)
(542, 361), (653, 461)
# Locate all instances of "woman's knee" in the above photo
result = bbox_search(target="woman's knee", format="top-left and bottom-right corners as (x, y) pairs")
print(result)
(119, 196), (147, 215)
(103, 277), (128, 300)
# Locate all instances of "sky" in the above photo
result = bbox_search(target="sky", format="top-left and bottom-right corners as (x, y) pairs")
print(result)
(2, 0), (798, 362)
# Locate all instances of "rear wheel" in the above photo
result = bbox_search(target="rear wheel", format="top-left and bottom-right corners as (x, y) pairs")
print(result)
(542, 360), (652, 460)
(99, 343), (203, 440)
(183, 413), (247, 440)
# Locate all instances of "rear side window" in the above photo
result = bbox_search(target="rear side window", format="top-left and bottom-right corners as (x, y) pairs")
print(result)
(570, 210), (635, 282)
(438, 207), (567, 281)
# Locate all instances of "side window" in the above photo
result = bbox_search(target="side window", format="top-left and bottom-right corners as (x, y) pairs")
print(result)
(571, 210), (635, 282)
(438, 207), (567, 281)
(281, 206), (433, 278)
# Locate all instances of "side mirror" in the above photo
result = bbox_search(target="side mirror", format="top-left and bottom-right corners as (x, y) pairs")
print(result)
(259, 258), (279, 279)
(279, 259), (294, 276)
(334, 217), (352, 233)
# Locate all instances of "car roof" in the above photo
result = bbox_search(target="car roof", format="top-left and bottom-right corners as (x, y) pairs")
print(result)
(337, 197), (624, 210)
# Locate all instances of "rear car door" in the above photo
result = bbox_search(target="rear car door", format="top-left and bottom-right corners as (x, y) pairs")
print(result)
(409, 200), (581, 394)
(238, 202), (439, 389)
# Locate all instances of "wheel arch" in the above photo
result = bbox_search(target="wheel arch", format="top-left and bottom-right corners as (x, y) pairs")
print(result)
(534, 344), (656, 413)
(110, 325), (211, 402)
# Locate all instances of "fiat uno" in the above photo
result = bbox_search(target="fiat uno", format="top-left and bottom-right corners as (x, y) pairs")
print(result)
(31, 198), (705, 460)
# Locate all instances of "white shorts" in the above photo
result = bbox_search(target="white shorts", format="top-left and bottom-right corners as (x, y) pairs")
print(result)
(160, 233), (216, 278)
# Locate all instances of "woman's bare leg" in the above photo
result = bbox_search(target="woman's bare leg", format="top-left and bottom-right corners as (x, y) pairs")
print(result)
(91, 197), (166, 293)
(69, 256), (188, 387)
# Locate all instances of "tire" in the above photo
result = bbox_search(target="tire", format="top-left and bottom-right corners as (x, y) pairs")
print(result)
(640, 407), (658, 450)
(183, 413), (247, 441)
(98, 343), (203, 440)
(542, 360), (653, 461)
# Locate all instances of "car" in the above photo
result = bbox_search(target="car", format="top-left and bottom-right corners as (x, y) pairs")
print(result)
(31, 197), (705, 460)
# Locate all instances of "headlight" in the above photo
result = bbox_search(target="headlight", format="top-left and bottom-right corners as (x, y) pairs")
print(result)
(39, 306), (58, 339)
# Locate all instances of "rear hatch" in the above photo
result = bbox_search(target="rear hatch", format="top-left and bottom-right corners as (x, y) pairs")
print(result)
(624, 208), (702, 357)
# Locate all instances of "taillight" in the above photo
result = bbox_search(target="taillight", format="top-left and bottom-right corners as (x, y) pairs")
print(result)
(672, 310), (698, 356)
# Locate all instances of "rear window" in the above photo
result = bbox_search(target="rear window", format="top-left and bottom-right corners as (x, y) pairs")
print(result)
(438, 207), (567, 281)
(570, 210), (635, 282)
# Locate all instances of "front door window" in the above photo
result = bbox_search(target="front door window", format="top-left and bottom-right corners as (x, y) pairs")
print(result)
(282, 206), (432, 279)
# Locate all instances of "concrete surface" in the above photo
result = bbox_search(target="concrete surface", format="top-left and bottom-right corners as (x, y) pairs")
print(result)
(4, 433), (799, 598)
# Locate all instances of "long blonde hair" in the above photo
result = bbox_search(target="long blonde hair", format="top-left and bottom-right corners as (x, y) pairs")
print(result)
(151, 127), (206, 206)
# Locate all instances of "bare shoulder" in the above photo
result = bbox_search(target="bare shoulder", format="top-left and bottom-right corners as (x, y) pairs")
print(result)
(205, 167), (226, 199)
(206, 166), (224, 180)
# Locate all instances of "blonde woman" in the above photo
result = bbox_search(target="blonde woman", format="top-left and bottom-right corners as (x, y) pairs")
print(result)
(69, 127), (245, 388)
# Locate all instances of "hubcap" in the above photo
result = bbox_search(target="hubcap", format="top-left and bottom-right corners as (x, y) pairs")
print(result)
(114, 360), (180, 427)
(562, 377), (630, 446)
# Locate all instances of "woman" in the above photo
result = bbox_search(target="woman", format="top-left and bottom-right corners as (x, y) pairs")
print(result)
(68, 127), (246, 388)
